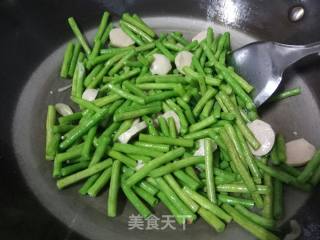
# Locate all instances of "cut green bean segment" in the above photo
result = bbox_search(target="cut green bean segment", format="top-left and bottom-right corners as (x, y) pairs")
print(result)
(204, 139), (217, 203)
(57, 159), (113, 189)
(107, 160), (122, 216)
(125, 147), (185, 187)
(88, 167), (112, 197)
(270, 87), (301, 102)
(68, 17), (91, 55)
(60, 42), (74, 78)
(139, 134), (193, 147)
(46, 105), (57, 160)
(297, 150), (320, 183)
(222, 204), (279, 240)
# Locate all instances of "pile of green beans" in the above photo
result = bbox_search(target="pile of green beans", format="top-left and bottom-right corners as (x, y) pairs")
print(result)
(45, 11), (320, 240)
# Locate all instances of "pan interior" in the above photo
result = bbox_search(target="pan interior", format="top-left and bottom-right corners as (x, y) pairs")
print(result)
(12, 16), (320, 240)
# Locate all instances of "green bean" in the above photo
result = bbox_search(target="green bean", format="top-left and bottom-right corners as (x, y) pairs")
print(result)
(113, 143), (162, 158)
(113, 119), (133, 141)
(89, 136), (111, 166)
(155, 177), (196, 222)
(157, 191), (184, 224)
(189, 115), (216, 133)
(269, 87), (301, 102)
(57, 159), (113, 189)
(139, 134), (193, 147)
(200, 100), (214, 119)
(61, 161), (89, 177)
(59, 107), (109, 150)
(193, 87), (217, 117)
(164, 174), (199, 212)
(71, 96), (101, 112)
(220, 129), (257, 193)
(122, 81), (144, 98)
(87, 167), (112, 197)
(108, 150), (136, 168)
(68, 43), (81, 77)
(206, 27), (214, 45)
(217, 91), (260, 149)
(235, 204), (275, 230)
(224, 123), (246, 165)
(217, 184), (270, 195)
(122, 13), (156, 38)
(128, 154), (152, 163)
(273, 179), (283, 220)
(107, 160), (122, 216)
(53, 124), (75, 134)
(138, 181), (159, 196)
(133, 186), (158, 207)
(120, 20), (153, 43)
(94, 11), (110, 42)
(121, 181), (151, 218)
(198, 207), (226, 232)
(297, 150), (320, 183)
(234, 126), (261, 183)
(261, 162), (273, 219)
(75, 63), (85, 98)
(279, 164), (301, 177)
(83, 64), (103, 87)
(158, 116), (170, 136)
(113, 103), (162, 121)
(100, 22), (113, 46)
(142, 115), (158, 136)
(137, 83), (179, 90)
(173, 170), (201, 190)
(68, 17), (91, 55)
(163, 41), (183, 52)
(276, 134), (286, 164)
(88, 39), (102, 65)
(106, 83), (145, 104)
(176, 98), (196, 124)
(58, 112), (82, 125)
(183, 186), (232, 222)
(109, 50), (137, 76)
(46, 105), (57, 160)
(125, 147), (185, 187)
(213, 101), (221, 119)
(218, 194), (254, 208)
(168, 117), (177, 138)
(222, 204), (279, 240)
(149, 156), (204, 177)
(93, 94), (123, 107)
(204, 138), (217, 203)
(79, 174), (100, 195)
(88, 52), (127, 88)
(256, 161), (296, 184)
(60, 42), (74, 78)
(119, 21), (144, 46)
(165, 99), (189, 135)
(133, 141), (170, 152)
(144, 90), (178, 103)
(184, 128), (216, 140)
(270, 144), (280, 165)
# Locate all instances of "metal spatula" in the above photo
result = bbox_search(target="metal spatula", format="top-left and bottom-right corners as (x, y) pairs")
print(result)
(228, 41), (320, 107)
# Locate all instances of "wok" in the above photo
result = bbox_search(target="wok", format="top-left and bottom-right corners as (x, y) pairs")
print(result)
(1, 0), (320, 239)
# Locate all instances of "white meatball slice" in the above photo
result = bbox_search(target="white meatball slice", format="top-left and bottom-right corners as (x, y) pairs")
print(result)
(286, 138), (316, 166)
(55, 103), (73, 116)
(175, 51), (193, 74)
(247, 119), (275, 156)
(150, 54), (172, 75)
(192, 30), (207, 42)
(109, 28), (135, 47)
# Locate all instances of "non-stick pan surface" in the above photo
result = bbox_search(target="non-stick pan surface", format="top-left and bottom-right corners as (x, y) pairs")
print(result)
(1, 0), (320, 239)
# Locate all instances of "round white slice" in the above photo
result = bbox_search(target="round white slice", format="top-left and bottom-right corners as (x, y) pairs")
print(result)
(175, 51), (193, 74)
(109, 28), (135, 47)
(82, 88), (98, 101)
(192, 30), (207, 42)
(55, 103), (73, 116)
(150, 53), (172, 75)
(286, 138), (316, 166)
(247, 119), (275, 156)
